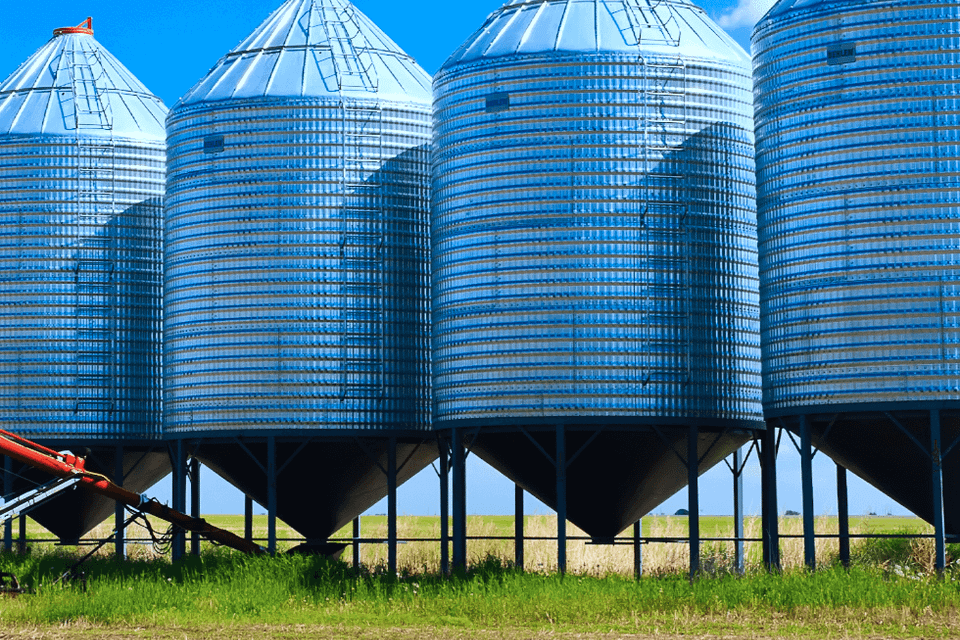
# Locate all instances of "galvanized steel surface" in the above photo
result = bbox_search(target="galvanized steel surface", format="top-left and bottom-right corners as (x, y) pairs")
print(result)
(754, 0), (960, 410)
(165, 0), (432, 434)
(0, 30), (166, 439)
(433, 0), (762, 424)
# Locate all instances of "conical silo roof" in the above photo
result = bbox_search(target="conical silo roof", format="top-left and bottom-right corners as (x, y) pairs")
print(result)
(175, 0), (431, 107)
(0, 19), (166, 139)
(442, 0), (750, 69)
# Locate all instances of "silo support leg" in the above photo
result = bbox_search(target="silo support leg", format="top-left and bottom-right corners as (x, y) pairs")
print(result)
(633, 520), (643, 580)
(114, 446), (125, 559)
(556, 424), (567, 576)
(17, 515), (25, 556)
(171, 440), (186, 561)
(439, 443), (449, 576)
(451, 429), (467, 573)
(190, 458), (201, 557)
(761, 427), (780, 571)
(244, 494), (253, 542)
(352, 517), (361, 568)
(688, 424), (700, 578)
(733, 447), (744, 574)
(800, 415), (815, 570)
(4, 456), (13, 551)
(931, 410), (946, 573)
(388, 437), (398, 577)
(837, 464), (850, 568)
(267, 436), (277, 556)
(515, 484), (524, 571)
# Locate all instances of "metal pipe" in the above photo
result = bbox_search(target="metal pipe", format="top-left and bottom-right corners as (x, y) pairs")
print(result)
(190, 457), (201, 557)
(733, 447), (744, 574)
(439, 443), (449, 576)
(267, 436), (277, 556)
(388, 437), (397, 576)
(837, 463), (850, 568)
(800, 415), (815, 569)
(451, 429), (467, 572)
(114, 446), (124, 558)
(0, 430), (263, 555)
(688, 424), (700, 578)
(514, 484), (524, 570)
(931, 409), (946, 573)
(556, 424), (567, 575)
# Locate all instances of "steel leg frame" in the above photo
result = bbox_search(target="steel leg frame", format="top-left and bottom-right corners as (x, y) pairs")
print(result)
(244, 495), (253, 542)
(387, 437), (398, 576)
(114, 445), (124, 559)
(761, 426), (780, 571)
(190, 457), (201, 557)
(733, 447), (744, 574)
(171, 440), (186, 561)
(687, 424), (700, 578)
(439, 443), (449, 576)
(800, 415), (816, 570)
(267, 436), (277, 555)
(451, 428), (467, 573)
(515, 484), (524, 571)
(837, 464), (850, 568)
(556, 424), (567, 576)
(931, 409), (946, 573)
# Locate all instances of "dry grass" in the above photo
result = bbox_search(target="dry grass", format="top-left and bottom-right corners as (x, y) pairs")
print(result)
(15, 513), (937, 577)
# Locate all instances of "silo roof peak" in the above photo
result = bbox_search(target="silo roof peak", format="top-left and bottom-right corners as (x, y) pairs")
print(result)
(174, 0), (431, 107)
(53, 17), (94, 37)
(0, 21), (167, 138)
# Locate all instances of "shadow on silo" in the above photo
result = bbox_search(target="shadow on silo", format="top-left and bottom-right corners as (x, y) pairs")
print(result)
(454, 121), (762, 540)
(187, 144), (435, 542)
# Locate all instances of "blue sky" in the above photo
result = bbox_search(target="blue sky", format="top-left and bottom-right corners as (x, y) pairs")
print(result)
(0, 0), (912, 522)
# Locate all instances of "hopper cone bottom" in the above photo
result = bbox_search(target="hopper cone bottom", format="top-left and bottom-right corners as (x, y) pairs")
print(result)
(194, 439), (438, 540)
(464, 427), (752, 540)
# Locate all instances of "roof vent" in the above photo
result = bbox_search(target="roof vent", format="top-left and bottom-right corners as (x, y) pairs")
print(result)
(53, 17), (93, 37)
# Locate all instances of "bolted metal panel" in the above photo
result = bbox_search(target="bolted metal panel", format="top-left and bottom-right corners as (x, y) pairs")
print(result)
(754, 0), (960, 410)
(0, 27), (165, 441)
(164, 0), (432, 435)
(433, 0), (762, 426)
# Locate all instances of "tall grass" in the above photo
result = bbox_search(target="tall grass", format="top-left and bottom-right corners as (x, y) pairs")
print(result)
(1, 550), (960, 634)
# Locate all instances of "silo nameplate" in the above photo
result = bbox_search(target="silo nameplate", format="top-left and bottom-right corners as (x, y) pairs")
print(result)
(485, 92), (510, 113)
(827, 42), (856, 65)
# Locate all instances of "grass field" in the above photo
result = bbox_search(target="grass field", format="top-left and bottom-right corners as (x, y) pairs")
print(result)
(1, 514), (954, 639)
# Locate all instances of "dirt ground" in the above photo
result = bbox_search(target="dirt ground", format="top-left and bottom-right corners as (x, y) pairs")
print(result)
(0, 624), (948, 640)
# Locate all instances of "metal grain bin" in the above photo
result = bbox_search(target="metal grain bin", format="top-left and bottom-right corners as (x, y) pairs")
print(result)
(754, 0), (960, 532)
(165, 0), (434, 540)
(433, 0), (764, 538)
(0, 19), (169, 541)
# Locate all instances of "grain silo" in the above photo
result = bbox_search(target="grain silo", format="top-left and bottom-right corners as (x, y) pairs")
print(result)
(754, 0), (960, 566)
(433, 0), (766, 568)
(164, 0), (434, 554)
(0, 19), (169, 543)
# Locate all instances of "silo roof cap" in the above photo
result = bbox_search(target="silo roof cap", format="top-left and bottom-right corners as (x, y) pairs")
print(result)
(174, 0), (431, 108)
(0, 20), (167, 139)
(53, 17), (94, 36)
(441, 0), (750, 70)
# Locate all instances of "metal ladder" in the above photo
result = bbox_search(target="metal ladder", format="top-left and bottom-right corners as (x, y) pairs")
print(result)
(639, 57), (691, 388)
(67, 37), (117, 418)
(65, 41), (113, 131)
(315, 0), (379, 93)
(611, 0), (682, 47)
(74, 139), (117, 418)
(339, 103), (385, 402)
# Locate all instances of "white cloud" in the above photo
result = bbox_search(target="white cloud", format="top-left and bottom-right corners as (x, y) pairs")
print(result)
(717, 0), (779, 31)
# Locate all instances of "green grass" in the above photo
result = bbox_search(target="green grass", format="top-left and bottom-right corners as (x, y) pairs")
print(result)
(0, 549), (959, 638)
